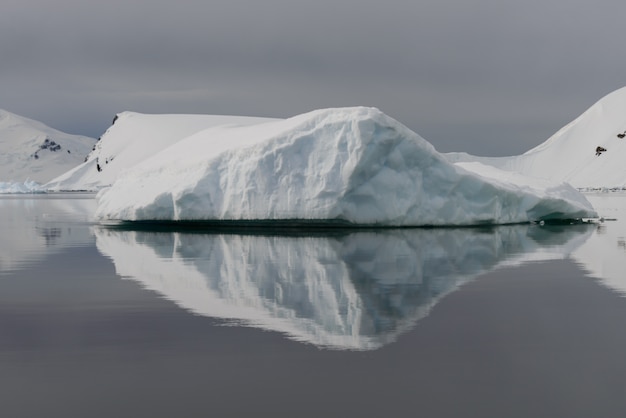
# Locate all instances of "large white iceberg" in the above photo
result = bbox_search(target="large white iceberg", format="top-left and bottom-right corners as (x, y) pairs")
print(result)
(95, 107), (596, 226)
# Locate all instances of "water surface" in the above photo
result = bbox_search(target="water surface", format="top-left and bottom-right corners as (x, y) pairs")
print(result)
(1, 194), (626, 417)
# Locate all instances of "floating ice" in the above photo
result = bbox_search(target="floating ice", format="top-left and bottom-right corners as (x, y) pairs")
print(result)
(95, 107), (596, 226)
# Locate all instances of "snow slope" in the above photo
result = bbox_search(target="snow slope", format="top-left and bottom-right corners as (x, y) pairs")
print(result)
(45, 112), (277, 191)
(446, 86), (626, 189)
(0, 110), (95, 183)
(94, 224), (592, 350)
(95, 107), (596, 225)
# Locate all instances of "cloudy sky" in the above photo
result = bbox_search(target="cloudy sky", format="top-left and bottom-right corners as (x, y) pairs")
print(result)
(2, 0), (626, 156)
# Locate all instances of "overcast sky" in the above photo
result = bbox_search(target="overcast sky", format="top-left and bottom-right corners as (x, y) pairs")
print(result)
(2, 0), (626, 156)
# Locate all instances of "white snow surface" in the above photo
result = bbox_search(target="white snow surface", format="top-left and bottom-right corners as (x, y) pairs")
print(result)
(446, 86), (626, 189)
(0, 181), (42, 194)
(95, 107), (596, 225)
(45, 112), (276, 191)
(0, 109), (95, 184)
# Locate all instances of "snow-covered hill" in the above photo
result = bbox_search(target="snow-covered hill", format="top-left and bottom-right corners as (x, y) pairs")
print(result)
(446, 86), (626, 189)
(0, 110), (96, 183)
(45, 112), (277, 191)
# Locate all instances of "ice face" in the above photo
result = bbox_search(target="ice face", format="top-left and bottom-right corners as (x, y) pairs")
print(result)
(95, 107), (596, 225)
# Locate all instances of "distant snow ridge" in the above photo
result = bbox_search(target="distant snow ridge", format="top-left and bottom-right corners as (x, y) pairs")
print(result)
(0, 181), (42, 194)
(0, 110), (95, 183)
(96, 107), (596, 226)
(45, 112), (277, 191)
(446, 86), (626, 189)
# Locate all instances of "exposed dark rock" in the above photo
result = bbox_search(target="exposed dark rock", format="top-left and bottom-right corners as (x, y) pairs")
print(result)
(39, 138), (61, 152)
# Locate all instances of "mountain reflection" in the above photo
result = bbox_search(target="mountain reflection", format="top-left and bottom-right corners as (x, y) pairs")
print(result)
(95, 224), (592, 350)
(0, 196), (96, 272)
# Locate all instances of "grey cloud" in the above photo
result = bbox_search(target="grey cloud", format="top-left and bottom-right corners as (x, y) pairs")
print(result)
(2, 0), (626, 156)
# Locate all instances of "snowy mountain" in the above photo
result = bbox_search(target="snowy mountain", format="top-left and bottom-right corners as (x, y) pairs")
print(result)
(446, 86), (626, 189)
(0, 109), (96, 183)
(94, 107), (595, 225)
(45, 111), (276, 191)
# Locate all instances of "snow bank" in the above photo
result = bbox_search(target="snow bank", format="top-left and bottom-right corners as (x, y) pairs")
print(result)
(0, 109), (95, 183)
(45, 112), (277, 191)
(94, 224), (592, 350)
(0, 181), (42, 194)
(95, 107), (596, 226)
(446, 86), (626, 189)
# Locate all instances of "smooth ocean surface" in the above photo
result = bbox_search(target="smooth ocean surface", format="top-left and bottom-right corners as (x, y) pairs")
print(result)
(1, 193), (626, 418)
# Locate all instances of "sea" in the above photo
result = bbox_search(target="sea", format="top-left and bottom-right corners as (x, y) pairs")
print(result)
(1, 193), (625, 418)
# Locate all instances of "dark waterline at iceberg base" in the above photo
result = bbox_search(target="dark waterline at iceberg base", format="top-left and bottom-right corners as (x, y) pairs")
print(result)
(1, 195), (626, 417)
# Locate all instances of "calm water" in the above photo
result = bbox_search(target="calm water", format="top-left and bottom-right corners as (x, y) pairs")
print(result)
(1, 194), (626, 417)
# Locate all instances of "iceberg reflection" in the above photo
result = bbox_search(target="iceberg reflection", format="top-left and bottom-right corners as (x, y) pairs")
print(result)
(95, 224), (592, 350)
(573, 194), (626, 295)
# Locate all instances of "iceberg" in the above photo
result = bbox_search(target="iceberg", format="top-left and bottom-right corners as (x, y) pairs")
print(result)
(95, 107), (596, 226)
